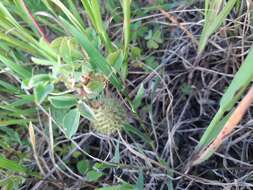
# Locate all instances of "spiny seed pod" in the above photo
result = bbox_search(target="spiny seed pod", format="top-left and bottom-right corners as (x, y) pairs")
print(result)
(91, 98), (127, 135)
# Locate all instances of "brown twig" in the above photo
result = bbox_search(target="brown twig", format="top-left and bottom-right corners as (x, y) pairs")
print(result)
(159, 8), (199, 46)
(29, 122), (46, 176)
(191, 84), (253, 166)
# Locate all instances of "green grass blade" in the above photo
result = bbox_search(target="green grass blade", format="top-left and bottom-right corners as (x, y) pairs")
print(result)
(0, 54), (31, 79)
(0, 32), (38, 55)
(0, 2), (56, 58)
(66, 0), (85, 28)
(198, 0), (237, 54)
(0, 119), (28, 126)
(121, 0), (131, 79)
(0, 2), (37, 44)
(81, 0), (114, 53)
(9, 95), (34, 107)
(122, 0), (131, 61)
(0, 155), (26, 173)
(0, 80), (20, 94)
(0, 104), (35, 117)
(13, 0), (43, 39)
(47, 0), (86, 34)
(197, 47), (253, 149)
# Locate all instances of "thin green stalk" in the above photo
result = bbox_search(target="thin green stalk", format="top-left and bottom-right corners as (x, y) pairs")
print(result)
(81, 0), (114, 53)
(198, 0), (237, 54)
(122, 0), (131, 62)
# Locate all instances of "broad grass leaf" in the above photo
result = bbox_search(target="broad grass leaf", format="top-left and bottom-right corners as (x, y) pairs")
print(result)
(0, 80), (20, 94)
(31, 57), (58, 66)
(0, 54), (31, 79)
(0, 155), (26, 173)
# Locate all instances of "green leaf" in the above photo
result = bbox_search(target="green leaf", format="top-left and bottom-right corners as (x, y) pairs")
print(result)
(144, 56), (159, 71)
(59, 18), (124, 92)
(131, 47), (142, 60)
(49, 95), (77, 109)
(0, 126), (21, 144)
(107, 50), (126, 79)
(51, 106), (69, 126)
(87, 80), (105, 94)
(97, 183), (134, 190)
(50, 36), (82, 61)
(3, 179), (14, 190)
(31, 57), (58, 66)
(9, 95), (34, 107)
(63, 108), (80, 138)
(134, 169), (144, 190)
(0, 31), (37, 55)
(93, 162), (116, 170)
(180, 83), (193, 95)
(123, 124), (154, 149)
(132, 83), (145, 111)
(112, 140), (120, 163)
(152, 30), (162, 43)
(1, 176), (24, 190)
(29, 74), (53, 87)
(147, 40), (159, 49)
(66, 0), (84, 28)
(0, 155), (26, 173)
(145, 30), (152, 40)
(77, 160), (90, 175)
(86, 170), (103, 182)
(48, 0), (86, 34)
(34, 83), (54, 104)
(107, 50), (124, 70)
(0, 119), (28, 126)
(78, 101), (95, 121)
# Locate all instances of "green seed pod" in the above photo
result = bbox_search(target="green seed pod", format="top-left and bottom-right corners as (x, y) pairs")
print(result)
(91, 98), (127, 135)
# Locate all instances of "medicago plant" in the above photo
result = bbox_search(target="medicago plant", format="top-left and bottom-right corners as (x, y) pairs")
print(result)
(0, 0), (134, 188)
(0, 0), (132, 137)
